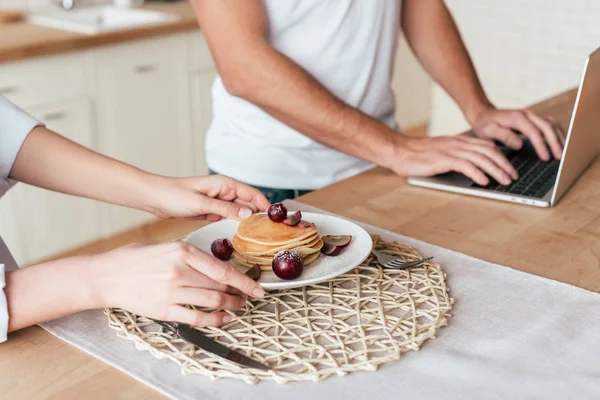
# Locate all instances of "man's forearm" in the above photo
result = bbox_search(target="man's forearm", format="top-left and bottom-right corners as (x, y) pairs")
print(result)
(10, 127), (158, 213)
(226, 46), (401, 166)
(401, 0), (492, 123)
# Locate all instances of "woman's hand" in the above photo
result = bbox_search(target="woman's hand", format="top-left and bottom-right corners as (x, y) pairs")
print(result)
(146, 174), (270, 221)
(93, 241), (265, 326)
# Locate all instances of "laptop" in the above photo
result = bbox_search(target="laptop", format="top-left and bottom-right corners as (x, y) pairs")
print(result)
(408, 47), (600, 207)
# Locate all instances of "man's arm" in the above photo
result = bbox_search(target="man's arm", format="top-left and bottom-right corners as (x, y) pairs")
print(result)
(401, 0), (564, 160)
(191, 0), (519, 186)
(191, 0), (399, 169)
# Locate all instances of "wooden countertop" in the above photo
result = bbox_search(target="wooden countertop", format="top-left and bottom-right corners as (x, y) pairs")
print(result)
(0, 2), (199, 63)
(1, 88), (598, 398)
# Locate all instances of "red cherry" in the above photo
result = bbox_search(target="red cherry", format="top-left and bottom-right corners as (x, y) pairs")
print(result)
(272, 249), (304, 280)
(268, 203), (288, 223)
(211, 238), (233, 260)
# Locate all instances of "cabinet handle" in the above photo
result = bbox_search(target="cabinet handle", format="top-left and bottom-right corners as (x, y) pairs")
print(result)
(42, 111), (67, 121)
(0, 86), (17, 95)
(135, 64), (157, 74)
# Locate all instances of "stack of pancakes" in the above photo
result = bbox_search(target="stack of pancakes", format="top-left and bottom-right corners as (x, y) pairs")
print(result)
(232, 214), (323, 270)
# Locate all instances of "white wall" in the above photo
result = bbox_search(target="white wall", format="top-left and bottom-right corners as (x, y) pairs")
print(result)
(429, 0), (600, 136)
(393, 36), (432, 131)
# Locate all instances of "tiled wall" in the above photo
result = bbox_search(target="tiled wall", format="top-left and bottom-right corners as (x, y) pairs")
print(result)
(429, 0), (600, 136)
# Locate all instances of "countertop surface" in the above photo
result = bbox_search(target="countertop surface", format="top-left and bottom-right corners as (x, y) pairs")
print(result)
(0, 2), (199, 63)
(1, 88), (598, 399)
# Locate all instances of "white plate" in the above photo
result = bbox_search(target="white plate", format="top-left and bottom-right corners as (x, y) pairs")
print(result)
(185, 212), (373, 290)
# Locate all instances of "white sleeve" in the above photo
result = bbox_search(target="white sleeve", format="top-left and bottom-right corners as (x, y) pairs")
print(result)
(0, 95), (41, 181)
(0, 261), (8, 343)
(0, 95), (43, 343)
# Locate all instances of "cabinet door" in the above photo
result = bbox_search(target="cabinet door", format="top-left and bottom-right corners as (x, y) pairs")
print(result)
(0, 188), (28, 266)
(93, 35), (194, 235)
(190, 70), (217, 176)
(13, 99), (101, 264)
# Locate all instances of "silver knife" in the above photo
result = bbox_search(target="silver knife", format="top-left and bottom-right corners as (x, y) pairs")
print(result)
(153, 319), (270, 371)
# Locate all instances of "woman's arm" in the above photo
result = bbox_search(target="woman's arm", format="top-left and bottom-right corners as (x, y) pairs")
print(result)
(10, 126), (270, 220)
(6, 242), (266, 332)
(10, 126), (157, 213)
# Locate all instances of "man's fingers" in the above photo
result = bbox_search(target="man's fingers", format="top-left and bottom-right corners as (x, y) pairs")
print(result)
(172, 287), (246, 311)
(525, 110), (563, 159)
(440, 156), (489, 186)
(502, 111), (550, 161)
(166, 305), (232, 327)
(478, 123), (523, 150)
(455, 150), (511, 185)
(183, 244), (266, 299)
(546, 116), (567, 146)
(470, 144), (518, 180)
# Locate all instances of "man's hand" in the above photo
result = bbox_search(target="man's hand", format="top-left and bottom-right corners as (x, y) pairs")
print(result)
(467, 105), (566, 161)
(147, 174), (271, 221)
(389, 135), (518, 186)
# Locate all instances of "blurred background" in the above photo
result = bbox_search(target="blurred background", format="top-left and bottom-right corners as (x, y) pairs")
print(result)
(1, 0), (599, 266)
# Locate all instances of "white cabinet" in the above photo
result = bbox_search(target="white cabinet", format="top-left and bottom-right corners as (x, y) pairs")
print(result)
(0, 53), (87, 110)
(92, 35), (195, 234)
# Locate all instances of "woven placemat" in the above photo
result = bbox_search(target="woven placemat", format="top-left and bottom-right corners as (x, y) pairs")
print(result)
(105, 236), (453, 384)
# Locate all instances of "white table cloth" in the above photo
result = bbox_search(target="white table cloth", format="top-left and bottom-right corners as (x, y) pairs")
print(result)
(41, 201), (600, 399)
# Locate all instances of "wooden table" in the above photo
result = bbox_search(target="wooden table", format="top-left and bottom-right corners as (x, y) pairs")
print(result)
(1, 89), (598, 399)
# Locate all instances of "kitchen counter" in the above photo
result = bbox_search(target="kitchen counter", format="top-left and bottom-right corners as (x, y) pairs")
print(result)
(1, 88), (598, 398)
(0, 2), (199, 63)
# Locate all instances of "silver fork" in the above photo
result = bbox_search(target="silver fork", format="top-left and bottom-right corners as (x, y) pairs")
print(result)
(371, 249), (433, 270)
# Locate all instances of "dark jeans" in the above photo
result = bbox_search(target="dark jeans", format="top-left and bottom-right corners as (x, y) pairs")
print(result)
(209, 170), (312, 204)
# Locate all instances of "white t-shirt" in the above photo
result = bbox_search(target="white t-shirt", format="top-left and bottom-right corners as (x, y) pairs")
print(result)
(0, 95), (40, 342)
(206, 0), (401, 190)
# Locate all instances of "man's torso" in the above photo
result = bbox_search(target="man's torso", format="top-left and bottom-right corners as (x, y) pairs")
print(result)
(206, 0), (401, 189)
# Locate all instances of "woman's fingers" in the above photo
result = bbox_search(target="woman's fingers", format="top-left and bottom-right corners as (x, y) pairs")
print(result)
(172, 287), (246, 310)
(198, 196), (254, 220)
(167, 305), (232, 327)
(182, 243), (266, 299)
(197, 175), (271, 213)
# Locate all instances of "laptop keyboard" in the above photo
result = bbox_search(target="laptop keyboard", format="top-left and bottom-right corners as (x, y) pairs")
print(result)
(472, 142), (560, 199)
